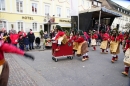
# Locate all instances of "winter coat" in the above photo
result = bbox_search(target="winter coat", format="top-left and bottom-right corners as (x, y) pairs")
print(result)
(28, 32), (35, 43)
(24, 37), (29, 45)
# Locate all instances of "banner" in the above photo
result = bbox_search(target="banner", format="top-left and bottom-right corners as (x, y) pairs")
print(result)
(70, 0), (78, 16)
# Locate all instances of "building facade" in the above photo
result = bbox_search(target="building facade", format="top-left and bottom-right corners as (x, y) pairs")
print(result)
(0, 0), (72, 37)
(106, 0), (130, 31)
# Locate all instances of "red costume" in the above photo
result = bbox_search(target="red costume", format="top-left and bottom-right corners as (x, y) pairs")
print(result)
(110, 35), (122, 63)
(10, 34), (19, 44)
(0, 41), (24, 66)
(0, 40), (34, 86)
(110, 35), (122, 42)
(124, 40), (130, 51)
(102, 33), (109, 41)
(75, 36), (84, 43)
(92, 34), (98, 39)
(18, 31), (26, 37)
(70, 35), (78, 42)
(54, 31), (65, 40)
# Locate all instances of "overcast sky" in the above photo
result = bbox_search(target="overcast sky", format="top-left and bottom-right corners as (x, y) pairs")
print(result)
(111, 0), (130, 8)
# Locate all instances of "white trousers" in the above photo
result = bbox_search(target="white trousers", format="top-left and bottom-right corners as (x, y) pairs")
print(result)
(83, 53), (88, 56)
(58, 37), (63, 45)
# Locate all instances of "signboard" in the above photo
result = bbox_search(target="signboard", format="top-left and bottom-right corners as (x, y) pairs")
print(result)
(22, 16), (34, 20)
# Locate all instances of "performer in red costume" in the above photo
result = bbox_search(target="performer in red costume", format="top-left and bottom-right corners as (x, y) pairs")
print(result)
(100, 30), (109, 53)
(0, 40), (34, 86)
(52, 25), (68, 51)
(122, 32), (130, 76)
(110, 29), (122, 63)
(75, 30), (89, 61)
(70, 29), (78, 55)
(91, 30), (98, 51)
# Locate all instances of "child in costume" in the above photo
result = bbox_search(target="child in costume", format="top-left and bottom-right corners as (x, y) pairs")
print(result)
(70, 29), (78, 55)
(110, 29), (122, 63)
(100, 30), (109, 54)
(52, 25), (68, 51)
(0, 40), (34, 86)
(75, 30), (89, 61)
(122, 32), (130, 76)
(91, 30), (98, 51)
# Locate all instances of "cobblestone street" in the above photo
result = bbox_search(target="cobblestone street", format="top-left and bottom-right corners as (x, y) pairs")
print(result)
(5, 46), (129, 86)
(5, 54), (37, 86)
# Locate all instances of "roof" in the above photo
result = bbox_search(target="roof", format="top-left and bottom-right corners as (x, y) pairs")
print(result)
(107, 0), (130, 12)
(80, 7), (122, 19)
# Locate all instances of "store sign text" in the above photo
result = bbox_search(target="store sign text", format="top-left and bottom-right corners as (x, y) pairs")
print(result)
(22, 16), (34, 20)
(59, 20), (71, 23)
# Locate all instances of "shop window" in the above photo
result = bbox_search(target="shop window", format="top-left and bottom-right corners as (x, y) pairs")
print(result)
(57, 6), (61, 17)
(16, 0), (23, 12)
(0, 0), (5, 11)
(67, 8), (70, 18)
(17, 22), (23, 31)
(32, 22), (37, 31)
(45, 4), (50, 16)
(0, 20), (6, 29)
(32, 3), (37, 14)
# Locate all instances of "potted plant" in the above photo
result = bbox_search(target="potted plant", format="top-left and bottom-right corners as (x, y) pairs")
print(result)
(39, 29), (44, 39)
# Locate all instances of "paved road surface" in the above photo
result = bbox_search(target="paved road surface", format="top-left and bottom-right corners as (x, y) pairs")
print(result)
(6, 46), (129, 86)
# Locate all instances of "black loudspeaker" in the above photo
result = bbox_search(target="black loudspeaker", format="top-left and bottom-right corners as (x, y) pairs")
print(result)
(116, 24), (119, 30)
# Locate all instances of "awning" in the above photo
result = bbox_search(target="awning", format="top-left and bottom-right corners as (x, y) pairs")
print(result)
(57, 24), (71, 27)
(101, 7), (122, 17)
(79, 7), (122, 19)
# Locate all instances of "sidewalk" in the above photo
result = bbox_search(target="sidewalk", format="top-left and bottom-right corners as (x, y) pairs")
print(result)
(5, 54), (37, 86)
(5, 54), (51, 86)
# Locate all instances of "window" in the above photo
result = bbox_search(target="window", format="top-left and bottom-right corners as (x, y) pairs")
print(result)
(82, 0), (84, 5)
(0, 21), (6, 29)
(16, 0), (23, 12)
(67, 8), (70, 18)
(57, 7), (61, 17)
(17, 22), (23, 31)
(0, 0), (5, 11)
(121, 9), (122, 12)
(32, 22), (37, 31)
(32, 3), (37, 14)
(45, 5), (50, 16)
(118, 8), (119, 11)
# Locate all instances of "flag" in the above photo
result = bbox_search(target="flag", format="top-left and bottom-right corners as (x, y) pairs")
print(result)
(70, 0), (78, 16)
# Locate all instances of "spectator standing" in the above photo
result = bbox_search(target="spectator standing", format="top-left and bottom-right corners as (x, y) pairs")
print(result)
(18, 35), (24, 50)
(28, 29), (35, 50)
(10, 30), (19, 47)
(24, 35), (29, 51)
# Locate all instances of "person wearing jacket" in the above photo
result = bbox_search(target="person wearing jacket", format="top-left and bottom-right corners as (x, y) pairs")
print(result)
(0, 40), (34, 86)
(10, 30), (19, 47)
(28, 29), (35, 50)
(52, 25), (68, 51)
(18, 35), (24, 50)
(100, 30), (109, 53)
(24, 35), (29, 51)
(75, 30), (89, 61)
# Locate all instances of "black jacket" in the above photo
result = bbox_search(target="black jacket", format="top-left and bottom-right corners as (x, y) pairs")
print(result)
(28, 32), (35, 42)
